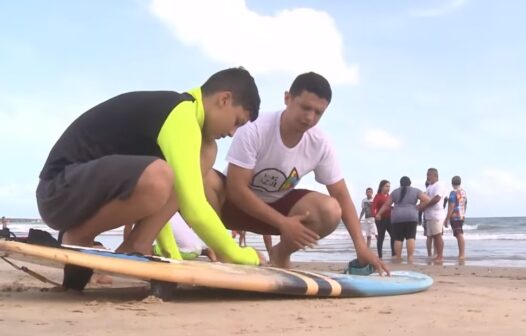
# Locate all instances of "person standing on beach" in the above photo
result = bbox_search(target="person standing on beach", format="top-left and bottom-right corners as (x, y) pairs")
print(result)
(376, 177), (429, 262)
(419, 181), (435, 257)
(359, 187), (377, 248)
(445, 175), (468, 259)
(204, 72), (388, 274)
(419, 168), (447, 262)
(372, 180), (395, 259)
(1, 216), (8, 230)
(36, 67), (265, 290)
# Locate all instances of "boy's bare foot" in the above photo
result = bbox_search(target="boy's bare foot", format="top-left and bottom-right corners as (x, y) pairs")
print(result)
(91, 273), (113, 285)
(61, 231), (93, 247)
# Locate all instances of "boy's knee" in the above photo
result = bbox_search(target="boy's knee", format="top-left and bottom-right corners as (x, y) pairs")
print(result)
(138, 160), (174, 209)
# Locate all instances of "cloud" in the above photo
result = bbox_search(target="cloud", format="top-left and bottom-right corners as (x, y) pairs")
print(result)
(149, 0), (358, 85)
(479, 169), (526, 195)
(410, 0), (467, 17)
(362, 129), (402, 150)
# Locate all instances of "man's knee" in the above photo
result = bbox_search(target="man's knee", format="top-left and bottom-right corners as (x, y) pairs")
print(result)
(204, 170), (224, 193)
(311, 197), (341, 237)
(321, 197), (342, 225)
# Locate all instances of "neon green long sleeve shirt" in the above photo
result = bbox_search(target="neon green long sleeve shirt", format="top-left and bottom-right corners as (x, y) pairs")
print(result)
(155, 88), (259, 265)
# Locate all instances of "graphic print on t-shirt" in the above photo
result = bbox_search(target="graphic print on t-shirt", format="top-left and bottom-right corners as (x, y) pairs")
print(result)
(251, 167), (300, 193)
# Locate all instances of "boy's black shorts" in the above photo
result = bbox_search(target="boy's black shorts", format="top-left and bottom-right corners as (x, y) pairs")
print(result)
(37, 155), (158, 231)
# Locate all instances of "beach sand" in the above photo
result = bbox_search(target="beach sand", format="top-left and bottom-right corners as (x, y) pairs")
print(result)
(0, 260), (524, 336)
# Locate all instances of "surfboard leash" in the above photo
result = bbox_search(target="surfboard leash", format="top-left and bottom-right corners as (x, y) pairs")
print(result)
(1, 256), (61, 287)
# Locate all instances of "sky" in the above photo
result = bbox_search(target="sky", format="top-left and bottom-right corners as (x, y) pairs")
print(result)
(1, 0), (525, 218)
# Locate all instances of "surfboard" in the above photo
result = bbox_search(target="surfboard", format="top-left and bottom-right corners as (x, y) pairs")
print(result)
(0, 239), (433, 298)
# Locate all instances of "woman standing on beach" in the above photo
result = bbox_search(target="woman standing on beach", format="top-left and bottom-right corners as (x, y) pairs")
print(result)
(372, 180), (394, 259)
(377, 177), (429, 262)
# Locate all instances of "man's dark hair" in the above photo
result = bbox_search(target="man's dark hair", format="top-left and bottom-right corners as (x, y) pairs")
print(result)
(366, 187), (373, 192)
(427, 168), (439, 175)
(289, 72), (332, 103)
(201, 67), (260, 121)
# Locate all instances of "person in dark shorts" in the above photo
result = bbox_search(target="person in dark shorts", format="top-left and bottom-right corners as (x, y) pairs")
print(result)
(444, 175), (468, 260)
(204, 72), (389, 274)
(36, 67), (264, 269)
(376, 176), (429, 262)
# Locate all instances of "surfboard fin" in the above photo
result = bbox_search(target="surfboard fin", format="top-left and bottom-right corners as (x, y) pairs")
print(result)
(62, 264), (93, 291)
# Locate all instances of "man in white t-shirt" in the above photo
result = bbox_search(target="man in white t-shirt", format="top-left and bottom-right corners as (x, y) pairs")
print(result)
(420, 168), (446, 262)
(205, 72), (388, 274)
(359, 187), (377, 248)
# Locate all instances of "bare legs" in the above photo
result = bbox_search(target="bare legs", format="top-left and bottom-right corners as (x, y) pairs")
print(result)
(406, 239), (415, 262)
(203, 170), (341, 269)
(431, 233), (444, 261)
(456, 233), (465, 259)
(270, 193), (341, 268)
(393, 238), (416, 262)
(263, 235), (273, 256)
(426, 236), (434, 257)
(365, 235), (372, 248)
(394, 240), (403, 261)
(62, 160), (178, 255)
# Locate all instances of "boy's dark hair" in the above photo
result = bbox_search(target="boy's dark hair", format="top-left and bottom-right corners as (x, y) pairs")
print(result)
(452, 175), (462, 186)
(289, 72), (332, 103)
(366, 187), (373, 192)
(201, 67), (260, 121)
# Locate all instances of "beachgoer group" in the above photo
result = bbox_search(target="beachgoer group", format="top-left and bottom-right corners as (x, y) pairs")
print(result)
(364, 168), (467, 262)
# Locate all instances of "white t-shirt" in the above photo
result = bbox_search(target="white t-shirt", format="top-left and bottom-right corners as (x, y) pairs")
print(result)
(424, 181), (447, 221)
(226, 111), (343, 203)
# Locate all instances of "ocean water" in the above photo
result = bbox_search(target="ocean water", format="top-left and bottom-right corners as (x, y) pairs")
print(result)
(5, 217), (526, 268)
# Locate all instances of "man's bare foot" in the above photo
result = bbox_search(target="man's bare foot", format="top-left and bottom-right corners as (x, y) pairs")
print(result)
(432, 256), (444, 263)
(269, 245), (291, 269)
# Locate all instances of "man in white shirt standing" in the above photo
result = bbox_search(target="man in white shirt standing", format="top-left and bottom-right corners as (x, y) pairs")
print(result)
(359, 187), (377, 248)
(205, 72), (388, 274)
(420, 168), (446, 262)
